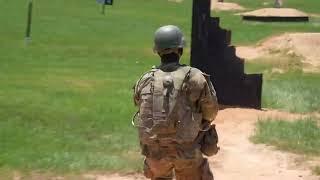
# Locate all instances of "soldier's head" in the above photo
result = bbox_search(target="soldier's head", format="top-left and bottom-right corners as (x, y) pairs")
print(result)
(153, 25), (185, 60)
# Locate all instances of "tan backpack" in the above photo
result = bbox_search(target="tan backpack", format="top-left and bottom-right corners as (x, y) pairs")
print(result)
(133, 66), (203, 146)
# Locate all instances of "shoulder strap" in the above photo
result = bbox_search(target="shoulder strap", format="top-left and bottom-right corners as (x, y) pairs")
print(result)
(167, 67), (192, 117)
(132, 68), (159, 128)
(135, 68), (159, 95)
(153, 70), (166, 120)
(179, 66), (192, 90)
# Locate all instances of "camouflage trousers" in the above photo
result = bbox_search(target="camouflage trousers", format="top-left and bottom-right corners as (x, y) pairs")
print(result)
(143, 152), (214, 180)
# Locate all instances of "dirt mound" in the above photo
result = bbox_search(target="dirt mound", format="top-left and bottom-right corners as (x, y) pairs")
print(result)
(262, 33), (320, 67)
(168, 0), (183, 3)
(211, 0), (245, 11)
(240, 8), (308, 17)
(236, 33), (320, 72)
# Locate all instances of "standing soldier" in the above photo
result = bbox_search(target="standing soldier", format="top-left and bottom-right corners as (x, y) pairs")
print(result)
(133, 25), (219, 180)
(274, 0), (283, 8)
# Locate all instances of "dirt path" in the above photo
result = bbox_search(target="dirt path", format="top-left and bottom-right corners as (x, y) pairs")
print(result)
(211, 108), (318, 180)
(94, 108), (319, 180)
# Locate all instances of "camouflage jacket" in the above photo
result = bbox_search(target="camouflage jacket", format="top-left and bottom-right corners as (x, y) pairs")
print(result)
(133, 63), (218, 122)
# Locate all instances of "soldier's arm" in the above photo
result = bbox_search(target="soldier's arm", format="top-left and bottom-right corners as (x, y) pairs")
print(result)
(199, 74), (218, 122)
(132, 71), (155, 107)
(188, 69), (218, 122)
(133, 82), (140, 107)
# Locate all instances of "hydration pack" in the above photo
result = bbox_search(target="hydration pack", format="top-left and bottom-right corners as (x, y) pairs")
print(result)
(133, 66), (203, 145)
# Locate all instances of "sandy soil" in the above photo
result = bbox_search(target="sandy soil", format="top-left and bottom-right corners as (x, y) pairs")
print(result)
(210, 108), (318, 180)
(211, 0), (245, 11)
(236, 33), (320, 72)
(88, 108), (319, 180)
(240, 8), (308, 17)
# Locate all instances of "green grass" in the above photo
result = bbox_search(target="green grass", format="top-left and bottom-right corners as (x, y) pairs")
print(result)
(213, 11), (320, 45)
(245, 61), (320, 113)
(262, 72), (320, 113)
(0, 0), (320, 175)
(252, 118), (320, 155)
(313, 166), (320, 176)
(245, 52), (303, 73)
(0, 0), (194, 173)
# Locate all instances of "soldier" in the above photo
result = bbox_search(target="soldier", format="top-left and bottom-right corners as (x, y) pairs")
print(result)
(133, 25), (219, 180)
(274, 0), (283, 8)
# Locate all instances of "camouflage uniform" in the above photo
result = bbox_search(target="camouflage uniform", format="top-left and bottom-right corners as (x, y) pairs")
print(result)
(133, 62), (218, 180)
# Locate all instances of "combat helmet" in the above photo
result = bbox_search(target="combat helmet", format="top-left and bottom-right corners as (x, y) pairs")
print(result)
(153, 25), (186, 55)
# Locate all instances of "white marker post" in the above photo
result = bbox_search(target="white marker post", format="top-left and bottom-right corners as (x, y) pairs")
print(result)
(25, 0), (33, 44)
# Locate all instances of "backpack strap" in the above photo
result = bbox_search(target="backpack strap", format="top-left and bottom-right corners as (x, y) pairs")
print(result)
(134, 68), (158, 95)
(179, 67), (192, 90)
(132, 68), (159, 128)
(153, 70), (166, 120)
(167, 66), (192, 117)
(132, 66), (192, 128)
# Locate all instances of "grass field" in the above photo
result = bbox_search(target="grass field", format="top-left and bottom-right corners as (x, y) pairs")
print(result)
(252, 117), (320, 174)
(252, 118), (320, 155)
(245, 61), (320, 113)
(314, 166), (320, 176)
(215, 11), (320, 46)
(0, 0), (319, 175)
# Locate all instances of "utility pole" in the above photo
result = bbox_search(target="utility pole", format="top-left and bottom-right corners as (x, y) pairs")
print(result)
(25, 0), (33, 44)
